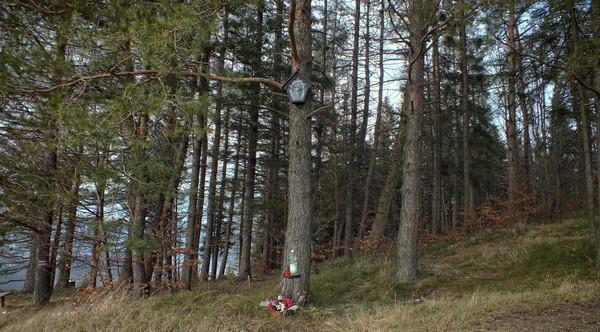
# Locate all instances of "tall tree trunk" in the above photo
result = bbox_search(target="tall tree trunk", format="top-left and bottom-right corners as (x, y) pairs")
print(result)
(431, 28), (442, 235)
(22, 234), (37, 293)
(569, 2), (598, 269)
(358, 0), (377, 241)
(211, 10), (229, 280)
(368, 93), (407, 245)
(592, 0), (600, 268)
(183, 118), (202, 288)
(201, 48), (225, 282)
(130, 112), (149, 297)
(219, 129), (243, 278)
(119, 38), (135, 285)
(239, 1), (264, 280)
(33, 13), (69, 304)
(56, 171), (81, 288)
(281, 0), (313, 304)
(237, 158), (247, 270)
(506, 0), (520, 208)
(330, 0), (341, 257)
(459, 5), (472, 228)
(49, 204), (63, 287)
(212, 113), (229, 280)
(263, 0), (285, 270)
(34, 143), (57, 304)
(90, 179), (106, 288)
(193, 114), (209, 281)
(343, 0), (361, 258)
(395, 0), (429, 283)
(516, 28), (532, 190)
(184, 52), (209, 289)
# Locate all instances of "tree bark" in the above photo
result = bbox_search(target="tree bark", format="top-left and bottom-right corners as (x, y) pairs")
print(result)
(22, 234), (37, 293)
(56, 172), (81, 288)
(130, 112), (149, 297)
(395, 0), (429, 283)
(281, 0), (313, 304)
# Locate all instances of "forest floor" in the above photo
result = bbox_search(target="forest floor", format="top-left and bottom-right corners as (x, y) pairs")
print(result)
(1, 217), (599, 331)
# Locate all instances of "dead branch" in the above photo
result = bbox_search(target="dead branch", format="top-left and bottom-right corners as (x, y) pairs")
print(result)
(289, 0), (301, 70)
(11, 66), (283, 96)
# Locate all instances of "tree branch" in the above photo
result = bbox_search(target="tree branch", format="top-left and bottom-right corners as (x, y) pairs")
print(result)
(11, 66), (283, 96)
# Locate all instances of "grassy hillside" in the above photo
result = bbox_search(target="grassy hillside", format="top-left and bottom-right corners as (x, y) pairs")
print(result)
(2, 218), (599, 331)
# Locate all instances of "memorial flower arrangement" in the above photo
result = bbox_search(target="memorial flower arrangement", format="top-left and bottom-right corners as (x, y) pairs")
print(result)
(260, 295), (298, 317)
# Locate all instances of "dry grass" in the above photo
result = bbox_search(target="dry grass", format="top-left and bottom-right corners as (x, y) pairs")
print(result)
(2, 218), (598, 331)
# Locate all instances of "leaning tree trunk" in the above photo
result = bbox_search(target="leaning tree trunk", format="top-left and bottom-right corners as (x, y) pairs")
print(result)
(281, 0), (313, 304)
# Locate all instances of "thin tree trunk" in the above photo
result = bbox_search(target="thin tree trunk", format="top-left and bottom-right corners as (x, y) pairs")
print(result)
(330, 0), (341, 257)
(193, 113), (209, 281)
(237, 158), (247, 271)
(219, 129), (243, 278)
(201, 47), (225, 282)
(184, 52), (209, 288)
(49, 204), (63, 287)
(368, 102), (407, 244)
(591, 0), (600, 268)
(343, 0), (361, 259)
(460, 6), (472, 228)
(431, 28), (442, 235)
(507, 0), (520, 207)
(90, 180), (106, 288)
(262, 0), (284, 271)
(358, 0), (379, 241)
(183, 115), (202, 288)
(212, 114), (229, 280)
(56, 170), (81, 288)
(130, 112), (149, 297)
(516, 29), (532, 190)
(239, 1), (264, 280)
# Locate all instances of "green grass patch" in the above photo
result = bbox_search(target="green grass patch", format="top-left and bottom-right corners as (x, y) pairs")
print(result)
(2, 218), (598, 331)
